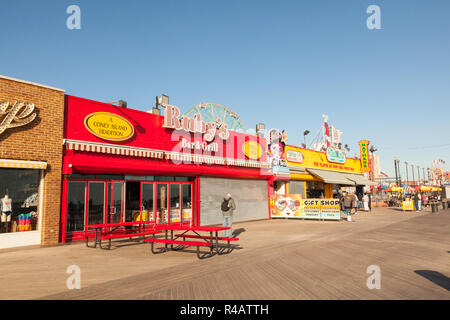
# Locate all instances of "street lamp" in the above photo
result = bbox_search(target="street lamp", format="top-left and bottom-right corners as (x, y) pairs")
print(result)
(153, 94), (169, 115)
(405, 161), (409, 186)
(302, 130), (310, 148)
(256, 123), (265, 137)
(417, 166), (421, 185)
(394, 157), (400, 186)
(411, 164), (415, 186)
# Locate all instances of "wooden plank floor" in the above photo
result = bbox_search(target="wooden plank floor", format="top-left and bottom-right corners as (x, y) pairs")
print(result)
(39, 208), (450, 300)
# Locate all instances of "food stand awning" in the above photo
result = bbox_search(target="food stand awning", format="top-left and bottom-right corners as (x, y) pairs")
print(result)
(307, 169), (355, 185)
(345, 174), (377, 186)
(384, 186), (404, 192)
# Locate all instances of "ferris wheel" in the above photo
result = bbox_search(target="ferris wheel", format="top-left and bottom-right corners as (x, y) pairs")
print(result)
(183, 103), (247, 133)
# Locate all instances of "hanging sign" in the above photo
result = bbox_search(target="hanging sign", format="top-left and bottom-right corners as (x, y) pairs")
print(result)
(84, 112), (135, 142)
(0, 101), (37, 136)
(358, 140), (370, 172)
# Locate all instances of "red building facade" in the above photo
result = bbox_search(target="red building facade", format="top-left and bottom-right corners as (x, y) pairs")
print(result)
(61, 96), (272, 242)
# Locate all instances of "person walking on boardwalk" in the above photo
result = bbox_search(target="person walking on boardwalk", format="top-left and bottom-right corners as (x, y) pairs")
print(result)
(221, 193), (236, 237)
(363, 192), (370, 212)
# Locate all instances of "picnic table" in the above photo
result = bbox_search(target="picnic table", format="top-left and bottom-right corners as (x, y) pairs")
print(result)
(143, 225), (239, 259)
(85, 220), (163, 250)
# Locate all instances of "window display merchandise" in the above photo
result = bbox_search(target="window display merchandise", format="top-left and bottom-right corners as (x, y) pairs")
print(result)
(0, 168), (39, 233)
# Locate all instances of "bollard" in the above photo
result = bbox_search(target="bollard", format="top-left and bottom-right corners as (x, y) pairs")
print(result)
(431, 202), (436, 213)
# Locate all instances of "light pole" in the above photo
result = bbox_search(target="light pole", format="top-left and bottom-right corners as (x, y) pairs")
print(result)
(302, 130), (310, 148)
(411, 164), (415, 186)
(417, 166), (421, 185)
(394, 158), (399, 186)
(370, 146), (377, 205)
(405, 161), (409, 186)
(422, 167), (426, 184)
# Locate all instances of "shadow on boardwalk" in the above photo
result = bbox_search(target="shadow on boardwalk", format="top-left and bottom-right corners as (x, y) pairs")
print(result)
(415, 270), (450, 291)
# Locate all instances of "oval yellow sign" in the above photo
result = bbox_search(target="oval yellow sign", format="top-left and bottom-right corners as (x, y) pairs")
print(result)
(84, 112), (135, 142)
(242, 141), (263, 160)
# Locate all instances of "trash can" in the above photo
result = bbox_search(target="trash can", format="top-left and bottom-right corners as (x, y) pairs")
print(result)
(431, 202), (436, 213)
(442, 202), (447, 210)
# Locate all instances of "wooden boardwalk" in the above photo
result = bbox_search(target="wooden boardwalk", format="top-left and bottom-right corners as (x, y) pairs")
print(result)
(36, 208), (450, 300)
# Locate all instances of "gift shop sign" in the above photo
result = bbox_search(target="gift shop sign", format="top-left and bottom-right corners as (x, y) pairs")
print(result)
(270, 195), (340, 220)
(0, 101), (37, 137)
(163, 105), (229, 142)
(84, 112), (135, 141)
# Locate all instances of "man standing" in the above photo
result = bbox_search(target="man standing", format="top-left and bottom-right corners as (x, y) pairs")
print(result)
(352, 192), (358, 215)
(413, 192), (419, 212)
(221, 193), (236, 238)
(362, 192), (369, 212)
(417, 192), (422, 211)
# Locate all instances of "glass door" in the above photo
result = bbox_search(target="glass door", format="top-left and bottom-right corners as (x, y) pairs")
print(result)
(169, 184), (181, 224)
(87, 182), (105, 226)
(107, 181), (125, 224)
(156, 183), (168, 225)
(66, 181), (86, 233)
(141, 182), (155, 223)
(182, 184), (193, 225)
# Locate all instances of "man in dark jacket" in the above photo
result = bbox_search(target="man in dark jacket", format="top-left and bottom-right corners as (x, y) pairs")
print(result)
(221, 193), (236, 237)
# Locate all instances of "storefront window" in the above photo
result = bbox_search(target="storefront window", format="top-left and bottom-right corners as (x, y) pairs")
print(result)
(88, 182), (105, 225)
(182, 184), (193, 224)
(289, 181), (306, 198)
(67, 181), (86, 232)
(156, 184), (168, 223)
(0, 168), (40, 234)
(169, 184), (181, 223)
(306, 181), (324, 198)
(141, 183), (154, 222)
(155, 176), (174, 181)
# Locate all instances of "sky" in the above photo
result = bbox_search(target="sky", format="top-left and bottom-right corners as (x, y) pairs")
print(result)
(1, 0), (449, 178)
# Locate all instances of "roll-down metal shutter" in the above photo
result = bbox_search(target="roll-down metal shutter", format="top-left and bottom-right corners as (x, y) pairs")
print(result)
(200, 177), (268, 226)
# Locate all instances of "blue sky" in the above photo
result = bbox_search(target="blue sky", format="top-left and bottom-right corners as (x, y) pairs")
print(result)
(1, 0), (449, 177)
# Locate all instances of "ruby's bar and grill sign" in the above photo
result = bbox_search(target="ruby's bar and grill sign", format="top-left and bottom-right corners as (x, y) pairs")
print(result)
(64, 96), (268, 170)
(358, 140), (370, 172)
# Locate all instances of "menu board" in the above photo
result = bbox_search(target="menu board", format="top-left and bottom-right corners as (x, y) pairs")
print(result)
(270, 195), (341, 220)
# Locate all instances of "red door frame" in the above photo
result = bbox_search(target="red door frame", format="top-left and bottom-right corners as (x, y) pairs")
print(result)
(62, 177), (195, 242)
(107, 180), (126, 224)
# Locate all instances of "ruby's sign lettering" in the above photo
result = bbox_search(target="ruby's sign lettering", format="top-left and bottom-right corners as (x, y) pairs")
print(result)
(163, 105), (229, 141)
(0, 101), (37, 136)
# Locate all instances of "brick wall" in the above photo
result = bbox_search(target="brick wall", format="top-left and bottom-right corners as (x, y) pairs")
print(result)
(0, 76), (65, 246)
